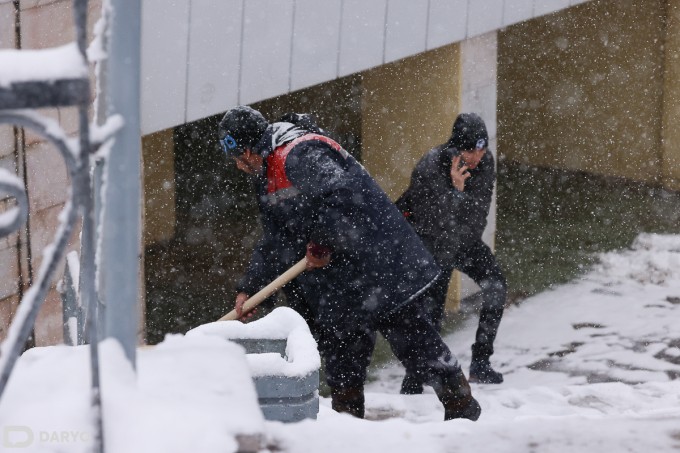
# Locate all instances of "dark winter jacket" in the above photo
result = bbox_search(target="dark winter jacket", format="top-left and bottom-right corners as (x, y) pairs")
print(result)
(396, 143), (495, 267)
(238, 122), (440, 329)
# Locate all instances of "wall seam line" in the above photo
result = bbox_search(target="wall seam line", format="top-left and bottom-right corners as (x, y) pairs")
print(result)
(183, 0), (193, 123)
(236, 0), (246, 105)
(288, 0), (297, 93)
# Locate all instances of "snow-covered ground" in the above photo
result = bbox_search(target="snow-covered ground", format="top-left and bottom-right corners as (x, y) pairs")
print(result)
(268, 233), (680, 452)
(1, 233), (679, 452)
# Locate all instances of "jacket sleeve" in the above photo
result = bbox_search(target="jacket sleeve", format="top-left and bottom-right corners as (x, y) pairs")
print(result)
(401, 149), (472, 265)
(454, 154), (495, 238)
(410, 154), (466, 233)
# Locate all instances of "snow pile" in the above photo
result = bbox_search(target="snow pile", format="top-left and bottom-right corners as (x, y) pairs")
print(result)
(190, 307), (320, 378)
(595, 233), (680, 285)
(0, 335), (263, 453)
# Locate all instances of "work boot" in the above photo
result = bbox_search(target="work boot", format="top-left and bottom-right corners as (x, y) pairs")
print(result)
(469, 359), (503, 384)
(433, 368), (482, 421)
(470, 339), (503, 384)
(399, 372), (424, 395)
(469, 344), (503, 384)
(331, 386), (365, 418)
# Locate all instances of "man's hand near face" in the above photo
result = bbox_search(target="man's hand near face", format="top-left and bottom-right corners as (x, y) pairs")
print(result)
(450, 155), (471, 192)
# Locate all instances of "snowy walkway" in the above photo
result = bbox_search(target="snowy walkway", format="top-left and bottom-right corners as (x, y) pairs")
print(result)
(267, 233), (680, 452)
(2, 233), (679, 452)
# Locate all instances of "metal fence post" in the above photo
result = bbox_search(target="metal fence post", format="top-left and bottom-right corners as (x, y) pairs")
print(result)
(100, 0), (142, 366)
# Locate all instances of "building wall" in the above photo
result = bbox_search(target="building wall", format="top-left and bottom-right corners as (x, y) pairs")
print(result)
(498, 0), (667, 185)
(255, 44), (463, 205)
(0, 0), (103, 344)
(0, 0), (18, 343)
(138, 0), (592, 136)
(1, 0), (608, 343)
(360, 39), (500, 312)
(253, 74), (363, 161)
(142, 129), (175, 246)
(663, 0), (680, 192)
(361, 44), (460, 201)
(451, 32), (500, 309)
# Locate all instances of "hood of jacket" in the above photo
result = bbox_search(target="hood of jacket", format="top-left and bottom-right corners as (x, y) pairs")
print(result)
(254, 122), (308, 158)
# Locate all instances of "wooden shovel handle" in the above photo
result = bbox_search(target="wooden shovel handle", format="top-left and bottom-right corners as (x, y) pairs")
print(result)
(219, 257), (307, 321)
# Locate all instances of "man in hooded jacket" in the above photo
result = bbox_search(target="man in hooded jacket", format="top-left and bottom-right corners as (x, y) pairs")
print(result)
(397, 113), (507, 393)
(218, 105), (481, 421)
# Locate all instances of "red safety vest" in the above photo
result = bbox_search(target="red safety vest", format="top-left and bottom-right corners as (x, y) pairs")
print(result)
(266, 134), (348, 196)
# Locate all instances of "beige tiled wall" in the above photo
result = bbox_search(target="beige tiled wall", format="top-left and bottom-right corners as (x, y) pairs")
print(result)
(33, 288), (63, 346)
(29, 203), (80, 277)
(0, 295), (19, 342)
(20, 0), (75, 48)
(0, 0), (101, 346)
(0, 126), (14, 159)
(0, 148), (14, 169)
(24, 140), (70, 212)
(0, 248), (19, 302)
(0, 2), (14, 49)
(0, 2), (17, 341)
(0, 3), (15, 162)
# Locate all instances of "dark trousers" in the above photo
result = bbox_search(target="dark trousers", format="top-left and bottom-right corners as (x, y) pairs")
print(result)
(316, 299), (462, 390)
(428, 239), (506, 360)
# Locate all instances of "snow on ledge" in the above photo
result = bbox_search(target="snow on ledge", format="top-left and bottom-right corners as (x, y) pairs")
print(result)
(188, 307), (321, 378)
(0, 43), (88, 87)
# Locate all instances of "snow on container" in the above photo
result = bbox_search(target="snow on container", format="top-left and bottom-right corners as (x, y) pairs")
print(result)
(189, 307), (320, 423)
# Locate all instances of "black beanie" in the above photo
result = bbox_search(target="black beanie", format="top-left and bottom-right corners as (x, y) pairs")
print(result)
(449, 113), (488, 151)
(218, 106), (269, 157)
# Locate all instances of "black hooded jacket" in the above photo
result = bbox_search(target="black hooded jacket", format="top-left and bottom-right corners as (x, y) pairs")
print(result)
(396, 143), (495, 267)
(238, 121), (440, 329)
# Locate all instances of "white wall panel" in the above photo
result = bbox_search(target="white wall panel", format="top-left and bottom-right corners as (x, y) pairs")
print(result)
(467, 0), (504, 38)
(570, 0), (591, 5)
(290, 0), (342, 92)
(462, 84), (497, 136)
(338, 0), (387, 77)
(503, 0), (534, 27)
(141, 0), (190, 135)
(534, 0), (571, 17)
(384, 0), (428, 63)
(138, 0), (585, 132)
(239, 0), (294, 105)
(186, 0), (243, 124)
(427, 0), (468, 50)
(461, 33), (497, 94)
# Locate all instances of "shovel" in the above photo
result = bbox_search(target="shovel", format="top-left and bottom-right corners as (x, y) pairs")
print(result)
(219, 257), (307, 321)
